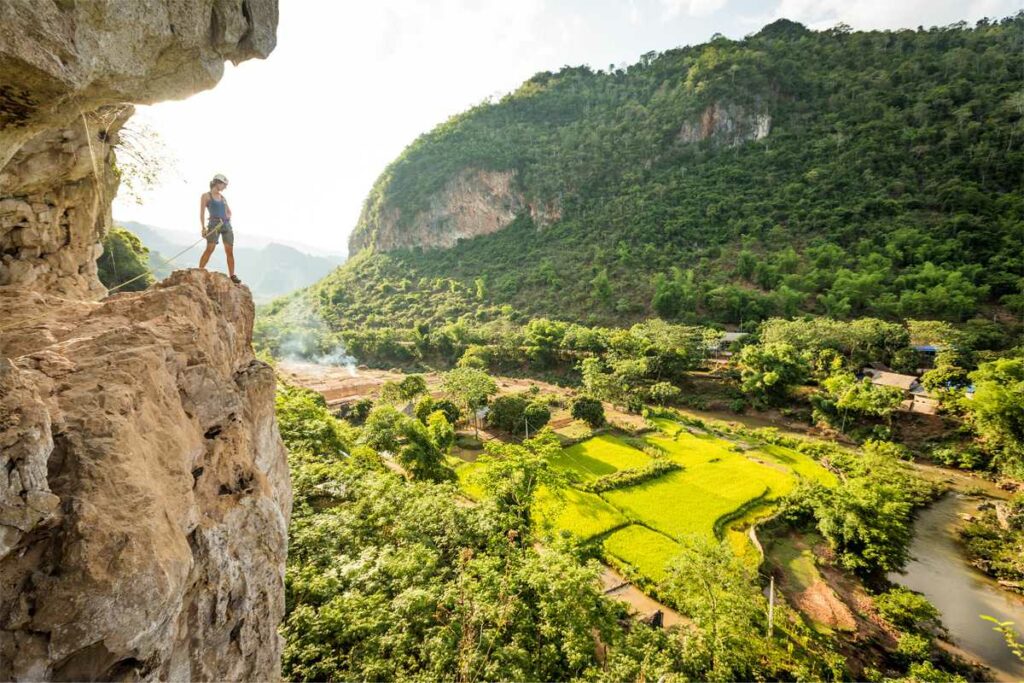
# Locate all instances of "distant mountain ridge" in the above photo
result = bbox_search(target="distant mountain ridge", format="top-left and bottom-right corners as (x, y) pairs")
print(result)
(119, 220), (345, 302)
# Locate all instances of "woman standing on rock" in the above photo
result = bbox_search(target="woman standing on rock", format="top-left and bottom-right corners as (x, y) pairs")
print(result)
(198, 173), (241, 283)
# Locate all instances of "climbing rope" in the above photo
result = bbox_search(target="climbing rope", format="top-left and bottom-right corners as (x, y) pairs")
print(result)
(0, 222), (224, 335)
(104, 220), (224, 294)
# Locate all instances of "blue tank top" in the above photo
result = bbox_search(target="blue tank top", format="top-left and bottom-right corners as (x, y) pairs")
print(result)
(208, 193), (229, 222)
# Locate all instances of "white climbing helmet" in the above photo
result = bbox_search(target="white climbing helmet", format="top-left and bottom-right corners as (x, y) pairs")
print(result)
(212, 173), (228, 185)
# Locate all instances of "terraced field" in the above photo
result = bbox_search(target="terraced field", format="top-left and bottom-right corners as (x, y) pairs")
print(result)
(454, 414), (836, 586)
(603, 525), (680, 584)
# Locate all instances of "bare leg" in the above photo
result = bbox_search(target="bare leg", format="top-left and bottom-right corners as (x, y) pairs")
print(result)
(224, 244), (235, 277)
(199, 242), (216, 269)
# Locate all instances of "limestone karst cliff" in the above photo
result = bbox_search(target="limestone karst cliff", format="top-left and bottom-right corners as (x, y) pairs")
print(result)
(0, 1), (289, 680)
(350, 168), (561, 253)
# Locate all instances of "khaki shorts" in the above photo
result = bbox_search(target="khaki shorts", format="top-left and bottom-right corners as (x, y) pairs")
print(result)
(206, 221), (234, 246)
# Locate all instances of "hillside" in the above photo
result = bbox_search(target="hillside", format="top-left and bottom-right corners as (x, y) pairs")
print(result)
(272, 15), (1022, 333)
(120, 220), (345, 302)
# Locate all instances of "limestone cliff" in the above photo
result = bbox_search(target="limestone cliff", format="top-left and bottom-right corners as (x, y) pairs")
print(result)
(0, 1), (289, 680)
(350, 168), (560, 253)
(676, 101), (771, 146)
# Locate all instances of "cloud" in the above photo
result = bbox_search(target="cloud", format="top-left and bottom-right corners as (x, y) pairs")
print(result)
(660, 0), (728, 19)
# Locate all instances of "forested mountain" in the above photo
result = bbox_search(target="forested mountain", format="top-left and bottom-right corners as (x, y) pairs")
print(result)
(269, 15), (1022, 334)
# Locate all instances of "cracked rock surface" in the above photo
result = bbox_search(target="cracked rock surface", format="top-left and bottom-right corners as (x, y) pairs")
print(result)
(0, 270), (291, 681)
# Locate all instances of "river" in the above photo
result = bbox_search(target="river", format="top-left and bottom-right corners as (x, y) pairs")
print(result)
(890, 493), (1024, 681)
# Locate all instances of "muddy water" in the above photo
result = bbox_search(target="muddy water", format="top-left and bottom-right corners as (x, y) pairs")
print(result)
(890, 494), (1024, 681)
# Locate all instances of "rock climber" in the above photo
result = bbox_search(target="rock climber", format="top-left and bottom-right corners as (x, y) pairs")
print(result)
(198, 173), (241, 283)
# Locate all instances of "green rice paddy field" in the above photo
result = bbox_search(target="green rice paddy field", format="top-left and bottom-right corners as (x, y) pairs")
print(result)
(454, 415), (835, 586)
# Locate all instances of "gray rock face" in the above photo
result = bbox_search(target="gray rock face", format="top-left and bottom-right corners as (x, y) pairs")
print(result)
(677, 101), (771, 146)
(0, 2), (288, 680)
(350, 168), (561, 254)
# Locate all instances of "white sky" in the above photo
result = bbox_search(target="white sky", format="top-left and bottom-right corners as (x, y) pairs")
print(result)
(112, 0), (1023, 256)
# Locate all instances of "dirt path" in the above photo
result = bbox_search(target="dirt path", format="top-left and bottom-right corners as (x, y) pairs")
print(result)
(599, 566), (686, 629)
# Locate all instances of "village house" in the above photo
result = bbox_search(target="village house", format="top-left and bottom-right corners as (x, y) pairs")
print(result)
(860, 367), (939, 415)
(708, 331), (749, 362)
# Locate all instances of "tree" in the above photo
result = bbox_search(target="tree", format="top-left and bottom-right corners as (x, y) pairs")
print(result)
(275, 384), (355, 457)
(348, 398), (374, 425)
(578, 357), (622, 405)
(487, 394), (529, 433)
(458, 344), (489, 369)
(523, 401), (551, 437)
(486, 395), (551, 437)
(396, 416), (454, 482)
(476, 430), (566, 538)
(737, 342), (808, 403)
(592, 268), (612, 305)
(378, 380), (405, 405)
(97, 227), (155, 292)
(664, 537), (768, 679)
(361, 405), (405, 453)
(647, 381), (681, 406)
(361, 404), (453, 481)
(441, 367), (497, 437)
(399, 374), (428, 400)
(570, 396), (605, 428)
(524, 318), (567, 367)
(821, 368), (904, 430)
(805, 443), (929, 574)
(966, 358), (1024, 474)
(426, 410), (456, 453)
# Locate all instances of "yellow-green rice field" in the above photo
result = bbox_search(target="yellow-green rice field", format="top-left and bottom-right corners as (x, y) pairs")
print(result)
(454, 415), (835, 586)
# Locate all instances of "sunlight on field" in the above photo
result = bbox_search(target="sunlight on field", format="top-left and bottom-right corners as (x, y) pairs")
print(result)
(453, 414), (837, 586)
(603, 470), (771, 540)
(603, 525), (682, 584)
(759, 444), (838, 486)
(536, 487), (628, 540)
(550, 434), (652, 482)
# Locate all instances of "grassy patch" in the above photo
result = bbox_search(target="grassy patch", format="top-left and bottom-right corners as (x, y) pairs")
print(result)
(757, 444), (838, 486)
(549, 434), (651, 483)
(536, 487), (629, 540)
(772, 536), (822, 594)
(551, 419), (594, 441)
(603, 525), (682, 585)
(602, 470), (772, 541)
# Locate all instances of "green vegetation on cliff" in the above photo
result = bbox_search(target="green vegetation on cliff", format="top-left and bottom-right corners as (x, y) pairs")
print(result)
(301, 15), (1024, 330)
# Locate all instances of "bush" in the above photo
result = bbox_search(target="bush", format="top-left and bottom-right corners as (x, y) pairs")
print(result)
(647, 381), (681, 406)
(570, 396), (605, 428)
(874, 587), (940, 632)
(581, 460), (681, 493)
(348, 398), (373, 425)
(896, 632), (933, 664)
(97, 227), (154, 292)
(524, 401), (551, 434)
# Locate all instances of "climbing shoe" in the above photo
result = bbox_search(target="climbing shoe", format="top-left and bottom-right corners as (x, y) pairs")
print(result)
(230, 275), (242, 284)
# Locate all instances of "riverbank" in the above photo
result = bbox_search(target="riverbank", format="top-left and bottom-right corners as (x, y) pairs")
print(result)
(891, 493), (1024, 681)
